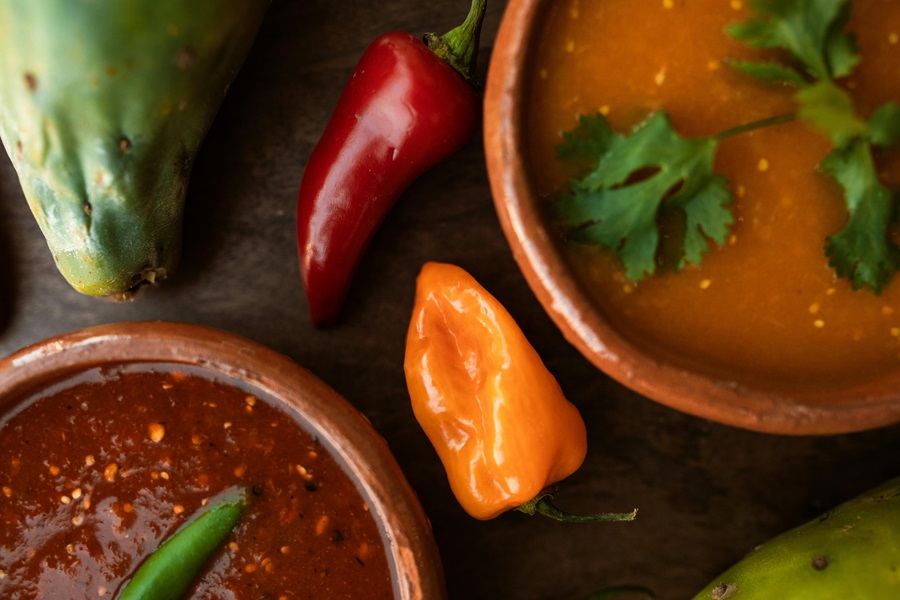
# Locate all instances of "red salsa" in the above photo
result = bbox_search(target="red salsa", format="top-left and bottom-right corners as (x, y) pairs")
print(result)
(0, 365), (393, 598)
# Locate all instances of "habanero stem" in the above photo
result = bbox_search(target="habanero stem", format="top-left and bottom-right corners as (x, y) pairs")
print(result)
(516, 490), (638, 523)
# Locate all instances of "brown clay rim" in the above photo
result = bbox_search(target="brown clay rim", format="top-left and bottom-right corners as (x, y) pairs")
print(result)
(483, 0), (900, 435)
(0, 320), (445, 599)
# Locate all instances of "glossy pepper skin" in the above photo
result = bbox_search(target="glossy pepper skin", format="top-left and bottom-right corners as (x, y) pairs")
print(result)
(119, 487), (249, 600)
(404, 262), (588, 520)
(297, 15), (482, 327)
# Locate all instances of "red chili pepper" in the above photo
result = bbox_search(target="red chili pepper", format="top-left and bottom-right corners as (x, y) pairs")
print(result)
(296, 0), (486, 327)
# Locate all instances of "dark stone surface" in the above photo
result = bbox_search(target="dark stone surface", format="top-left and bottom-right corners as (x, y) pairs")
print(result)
(1, 1), (899, 598)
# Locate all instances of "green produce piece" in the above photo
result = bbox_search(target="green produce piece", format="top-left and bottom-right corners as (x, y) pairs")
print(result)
(118, 487), (250, 600)
(0, 0), (269, 298)
(691, 475), (900, 599)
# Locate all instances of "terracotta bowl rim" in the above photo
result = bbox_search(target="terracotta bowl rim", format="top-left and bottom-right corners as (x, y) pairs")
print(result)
(483, 0), (900, 435)
(0, 320), (445, 599)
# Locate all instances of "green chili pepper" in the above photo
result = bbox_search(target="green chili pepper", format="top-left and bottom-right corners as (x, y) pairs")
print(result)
(118, 487), (250, 600)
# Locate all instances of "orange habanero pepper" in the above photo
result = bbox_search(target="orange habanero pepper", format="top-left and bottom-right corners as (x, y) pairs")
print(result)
(404, 262), (636, 522)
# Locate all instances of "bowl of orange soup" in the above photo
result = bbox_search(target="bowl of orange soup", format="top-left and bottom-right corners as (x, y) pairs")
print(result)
(484, 0), (900, 434)
(0, 321), (445, 598)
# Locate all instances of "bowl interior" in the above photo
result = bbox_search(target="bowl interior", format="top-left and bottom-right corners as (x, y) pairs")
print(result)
(0, 320), (445, 599)
(483, 0), (900, 435)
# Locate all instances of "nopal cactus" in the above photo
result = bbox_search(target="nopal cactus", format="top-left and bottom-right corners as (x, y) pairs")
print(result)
(0, 1), (269, 298)
(692, 476), (900, 599)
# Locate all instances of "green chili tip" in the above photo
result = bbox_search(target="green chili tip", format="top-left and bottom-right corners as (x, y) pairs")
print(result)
(118, 486), (251, 600)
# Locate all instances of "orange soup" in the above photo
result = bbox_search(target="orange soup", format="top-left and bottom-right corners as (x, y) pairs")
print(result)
(526, 0), (900, 389)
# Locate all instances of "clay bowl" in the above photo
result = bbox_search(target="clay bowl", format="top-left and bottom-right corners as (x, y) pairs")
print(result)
(483, 0), (900, 435)
(0, 320), (444, 599)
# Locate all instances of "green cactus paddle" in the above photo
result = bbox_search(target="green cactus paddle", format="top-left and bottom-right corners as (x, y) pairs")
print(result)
(0, 0), (269, 298)
(692, 475), (900, 599)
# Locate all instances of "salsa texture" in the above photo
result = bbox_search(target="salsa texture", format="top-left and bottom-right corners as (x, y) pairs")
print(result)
(527, 0), (900, 387)
(0, 365), (392, 599)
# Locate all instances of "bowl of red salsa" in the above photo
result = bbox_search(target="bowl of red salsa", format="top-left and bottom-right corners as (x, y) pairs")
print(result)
(484, 0), (900, 434)
(0, 321), (444, 598)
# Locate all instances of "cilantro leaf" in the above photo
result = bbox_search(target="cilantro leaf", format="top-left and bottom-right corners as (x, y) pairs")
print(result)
(727, 0), (859, 82)
(724, 59), (808, 86)
(557, 113), (617, 165)
(796, 80), (868, 146)
(553, 112), (732, 281)
(868, 102), (900, 148)
(820, 138), (900, 291)
(728, 0), (864, 145)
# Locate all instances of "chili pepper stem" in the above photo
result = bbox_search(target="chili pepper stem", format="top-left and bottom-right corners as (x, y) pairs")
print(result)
(424, 0), (486, 84)
(516, 492), (638, 523)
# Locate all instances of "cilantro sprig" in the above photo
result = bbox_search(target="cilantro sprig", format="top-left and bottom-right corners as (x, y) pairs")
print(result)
(726, 0), (859, 83)
(820, 138), (900, 288)
(729, 0), (900, 290)
(554, 0), (900, 292)
(554, 112), (731, 281)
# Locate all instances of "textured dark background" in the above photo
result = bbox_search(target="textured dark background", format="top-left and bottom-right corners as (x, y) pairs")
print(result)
(2, 1), (899, 598)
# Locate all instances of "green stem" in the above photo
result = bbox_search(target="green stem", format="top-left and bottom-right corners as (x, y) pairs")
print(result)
(714, 112), (797, 141)
(516, 493), (638, 523)
(424, 0), (487, 84)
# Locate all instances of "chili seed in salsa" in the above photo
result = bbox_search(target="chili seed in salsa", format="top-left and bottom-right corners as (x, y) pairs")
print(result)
(0, 365), (393, 599)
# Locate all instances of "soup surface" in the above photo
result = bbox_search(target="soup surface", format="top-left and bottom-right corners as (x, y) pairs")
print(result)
(0, 365), (392, 599)
(527, 0), (900, 388)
